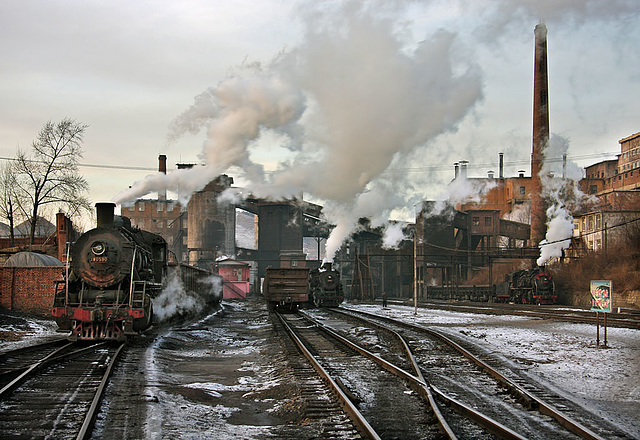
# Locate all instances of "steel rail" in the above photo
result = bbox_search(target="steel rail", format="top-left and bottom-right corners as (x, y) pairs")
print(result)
(341, 307), (607, 440)
(0, 342), (75, 398)
(0, 342), (108, 399)
(407, 300), (640, 330)
(304, 310), (527, 440)
(77, 342), (126, 440)
(0, 338), (68, 360)
(275, 312), (381, 440)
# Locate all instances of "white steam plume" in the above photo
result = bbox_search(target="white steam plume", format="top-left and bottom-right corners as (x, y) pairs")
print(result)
(537, 134), (587, 266)
(153, 271), (223, 321)
(382, 222), (407, 250)
(153, 271), (205, 321)
(114, 1), (483, 262)
(112, 74), (306, 205)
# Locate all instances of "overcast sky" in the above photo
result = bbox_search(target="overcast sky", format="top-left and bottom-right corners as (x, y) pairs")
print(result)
(1, 0), (639, 231)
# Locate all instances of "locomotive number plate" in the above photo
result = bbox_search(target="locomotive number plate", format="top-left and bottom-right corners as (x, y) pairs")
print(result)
(90, 256), (108, 263)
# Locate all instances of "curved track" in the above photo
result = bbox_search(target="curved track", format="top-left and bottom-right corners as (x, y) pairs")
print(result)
(277, 310), (521, 439)
(0, 341), (125, 439)
(325, 306), (632, 439)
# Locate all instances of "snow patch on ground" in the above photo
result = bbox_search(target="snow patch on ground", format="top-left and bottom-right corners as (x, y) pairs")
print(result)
(344, 303), (640, 438)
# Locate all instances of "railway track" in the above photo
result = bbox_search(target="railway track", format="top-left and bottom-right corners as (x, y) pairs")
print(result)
(0, 340), (125, 439)
(323, 306), (632, 440)
(276, 310), (530, 439)
(401, 300), (640, 329)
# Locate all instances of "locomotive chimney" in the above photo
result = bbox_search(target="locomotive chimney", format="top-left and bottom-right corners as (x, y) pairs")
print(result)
(530, 23), (549, 247)
(499, 152), (504, 179)
(158, 154), (167, 201)
(454, 162), (459, 180)
(96, 202), (116, 228)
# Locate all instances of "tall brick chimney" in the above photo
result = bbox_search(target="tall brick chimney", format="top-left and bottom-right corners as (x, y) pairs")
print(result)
(158, 154), (167, 201)
(530, 23), (549, 248)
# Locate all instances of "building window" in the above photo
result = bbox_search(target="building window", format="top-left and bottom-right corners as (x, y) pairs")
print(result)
(485, 217), (492, 226)
(472, 217), (480, 226)
(138, 202), (145, 212)
(589, 185), (598, 194)
(519, 186), (526, 195)
(588, 217), (593, 231)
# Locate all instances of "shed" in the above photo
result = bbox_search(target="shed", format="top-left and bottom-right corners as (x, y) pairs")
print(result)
(215, 258), (251, 300)
(4, 252), (63, 267)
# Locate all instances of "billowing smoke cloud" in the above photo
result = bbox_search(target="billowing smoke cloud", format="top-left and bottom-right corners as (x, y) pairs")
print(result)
(537, 134), (588, 266)
(113, 74), (306, 205)
(114, 1), (483, 261)
(113, 0), (628, 262)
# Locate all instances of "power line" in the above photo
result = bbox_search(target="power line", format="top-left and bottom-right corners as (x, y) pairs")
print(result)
(2, 150), (618, 175)
(0, 156), (156, 172)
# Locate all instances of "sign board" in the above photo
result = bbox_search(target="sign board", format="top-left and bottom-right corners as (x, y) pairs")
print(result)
(590, 280), (612, 313)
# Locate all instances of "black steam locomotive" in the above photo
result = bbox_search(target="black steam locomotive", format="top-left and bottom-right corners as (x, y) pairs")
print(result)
(263, 263), (344, 311)
(52, 202), (221, 340)
(308, 263), (344, 307)
(495, 267), (557, 305)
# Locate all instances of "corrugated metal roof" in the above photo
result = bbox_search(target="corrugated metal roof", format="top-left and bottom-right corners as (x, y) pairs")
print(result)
(3, 252), (63, 267)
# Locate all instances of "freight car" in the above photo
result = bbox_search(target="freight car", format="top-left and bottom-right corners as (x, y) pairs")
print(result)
(263, 267), (310, 312)
(495, 266), (557, 305)
(308, 263), (344, 307)
(52, 202), (221, 341)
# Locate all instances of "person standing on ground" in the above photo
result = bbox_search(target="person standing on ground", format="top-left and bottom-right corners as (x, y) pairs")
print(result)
(382, 291), (388, 308)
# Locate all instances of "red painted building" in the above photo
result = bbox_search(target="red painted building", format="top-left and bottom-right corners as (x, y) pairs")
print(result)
(215, 258), (251, 300)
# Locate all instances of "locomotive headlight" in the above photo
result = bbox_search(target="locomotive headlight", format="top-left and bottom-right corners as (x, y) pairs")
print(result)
(91, 241), (106, 256)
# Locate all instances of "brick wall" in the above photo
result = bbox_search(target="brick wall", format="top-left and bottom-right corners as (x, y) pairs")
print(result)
(0, 267), (64, 316)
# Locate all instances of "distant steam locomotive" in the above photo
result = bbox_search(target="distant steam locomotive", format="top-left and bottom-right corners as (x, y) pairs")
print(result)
(263, 263), (344, 311)
(495, 267), (557, 305)
(308, 263), (344, 307)
(52, 202), (221, 340)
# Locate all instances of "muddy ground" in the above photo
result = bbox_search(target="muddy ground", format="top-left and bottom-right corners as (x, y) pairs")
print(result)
(2, 299), (639, 439)
(94, 298), (342, 439)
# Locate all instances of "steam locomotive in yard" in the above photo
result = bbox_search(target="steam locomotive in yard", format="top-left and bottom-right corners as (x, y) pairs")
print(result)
(52, 203), (222, 341)
(425, 266), (558, 305)
(263, 263), (344, 311)
(495, 266), (557, 305)
(308, 263), (344, 307)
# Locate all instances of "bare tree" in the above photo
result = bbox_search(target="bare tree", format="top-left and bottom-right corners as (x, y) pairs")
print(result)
(14, 118), (91, 244)
(0, 161), (20, 246)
